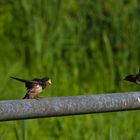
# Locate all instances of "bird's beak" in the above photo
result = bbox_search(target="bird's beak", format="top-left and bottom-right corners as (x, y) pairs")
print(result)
(48, 79), (52, 85)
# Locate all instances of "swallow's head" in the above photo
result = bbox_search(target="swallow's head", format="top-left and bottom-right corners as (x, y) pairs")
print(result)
(42, 77), (52, 86)
(124, 75), (136, 83)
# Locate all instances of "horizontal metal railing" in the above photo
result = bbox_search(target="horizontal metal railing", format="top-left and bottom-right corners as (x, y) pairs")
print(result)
(0, 92), (140, 121)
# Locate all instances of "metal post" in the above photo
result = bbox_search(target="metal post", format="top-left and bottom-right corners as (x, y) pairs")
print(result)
(0, 92), (140, 121)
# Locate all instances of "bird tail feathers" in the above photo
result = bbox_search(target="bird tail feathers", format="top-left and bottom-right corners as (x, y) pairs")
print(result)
(10, 76), (28, 83)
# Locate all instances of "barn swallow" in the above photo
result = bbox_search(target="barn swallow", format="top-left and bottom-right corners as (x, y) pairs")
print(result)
(10, 76), (51, 99)
(124, 69), (140, 84)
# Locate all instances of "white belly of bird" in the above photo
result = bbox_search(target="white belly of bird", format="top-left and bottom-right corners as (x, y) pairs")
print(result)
(29, 85), (43, 97)
(35, 85), (42, 93)
(136, 79), (140, 84)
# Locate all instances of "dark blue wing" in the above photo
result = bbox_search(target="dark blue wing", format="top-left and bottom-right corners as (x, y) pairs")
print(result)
(25, 78), (41, 90)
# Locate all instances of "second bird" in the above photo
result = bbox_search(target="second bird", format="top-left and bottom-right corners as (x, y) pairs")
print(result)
(124, 69), (140, 85)
(10, 76), (52, 99)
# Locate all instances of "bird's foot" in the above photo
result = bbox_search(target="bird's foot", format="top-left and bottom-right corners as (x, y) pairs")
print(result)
(34, 97), (43, 100)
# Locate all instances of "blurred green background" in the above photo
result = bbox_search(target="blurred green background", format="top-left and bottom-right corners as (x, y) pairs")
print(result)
(0, 0), (140, 139)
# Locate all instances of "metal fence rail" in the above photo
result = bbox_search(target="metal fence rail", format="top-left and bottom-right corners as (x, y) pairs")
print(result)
(0, 92), (140, 121)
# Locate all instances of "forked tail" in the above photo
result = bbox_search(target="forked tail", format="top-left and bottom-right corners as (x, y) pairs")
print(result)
(10, 76), (28, 83)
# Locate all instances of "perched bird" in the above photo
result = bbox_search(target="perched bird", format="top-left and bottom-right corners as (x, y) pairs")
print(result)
(124, 69), (140, 84)
(10, 76), (51, 99)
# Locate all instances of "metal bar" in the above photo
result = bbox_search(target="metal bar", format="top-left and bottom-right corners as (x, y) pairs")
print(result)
(0, 92), (140, 121)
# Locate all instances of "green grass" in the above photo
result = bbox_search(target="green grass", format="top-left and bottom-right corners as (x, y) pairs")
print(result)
(0, 0), (140, 139)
